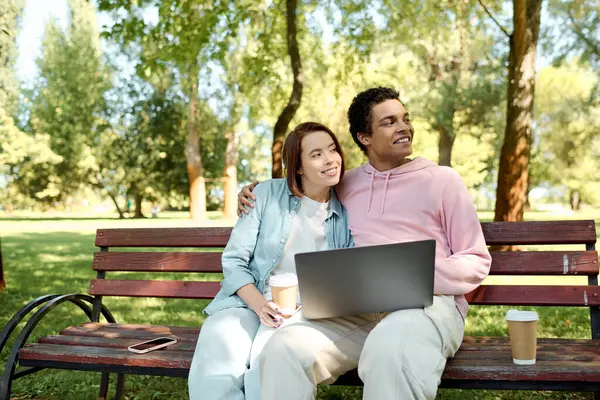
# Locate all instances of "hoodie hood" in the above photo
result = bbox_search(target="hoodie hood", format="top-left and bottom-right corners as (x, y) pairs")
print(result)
(361, 157), (437, 215)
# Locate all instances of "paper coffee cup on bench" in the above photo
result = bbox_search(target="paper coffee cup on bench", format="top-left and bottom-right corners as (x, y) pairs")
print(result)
(505, 310), (538, 365)
(269, 273), (298, 317)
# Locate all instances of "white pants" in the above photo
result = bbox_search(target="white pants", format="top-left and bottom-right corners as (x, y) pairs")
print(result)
(245, 311), (303, 400)
(257, 295), (464, 400)
(188, 307), (302, 400)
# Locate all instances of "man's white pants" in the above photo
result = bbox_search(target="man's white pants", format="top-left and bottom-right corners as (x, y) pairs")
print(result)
(257, 295), (464, 400)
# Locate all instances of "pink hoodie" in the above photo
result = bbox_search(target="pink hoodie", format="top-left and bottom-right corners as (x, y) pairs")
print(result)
(336, 157), (491, 320)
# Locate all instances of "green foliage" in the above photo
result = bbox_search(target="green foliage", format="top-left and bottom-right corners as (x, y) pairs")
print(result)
(27, 0), (111, 203)
(0, 0), (24, 116)
(0, 108), (62, 206)
(0, 0), (63, 208)
(544, 0), (600, 69)
(121, 89), (189, 206)
(532, 62), (600, 207)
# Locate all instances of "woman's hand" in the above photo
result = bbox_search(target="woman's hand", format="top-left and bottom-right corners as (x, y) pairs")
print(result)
(254, 300), (284, 328)
(237, 180), (260, 217)
(236, 284), (282, 327)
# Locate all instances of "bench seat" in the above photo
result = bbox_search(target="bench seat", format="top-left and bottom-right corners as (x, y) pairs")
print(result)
(18, 322), (600, 391)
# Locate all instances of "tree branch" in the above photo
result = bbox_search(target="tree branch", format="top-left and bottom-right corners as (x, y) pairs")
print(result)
(567, 9), (600, 58)
(478, 0), (511, 38)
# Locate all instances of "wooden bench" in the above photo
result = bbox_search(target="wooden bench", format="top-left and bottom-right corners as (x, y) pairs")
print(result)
(0, 220), (598, 399)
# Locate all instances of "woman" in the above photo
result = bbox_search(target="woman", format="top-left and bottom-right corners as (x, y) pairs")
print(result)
(188, 122), (353, 399)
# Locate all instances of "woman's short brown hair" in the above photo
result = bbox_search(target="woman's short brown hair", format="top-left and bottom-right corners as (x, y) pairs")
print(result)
(283, 122), (345, 197)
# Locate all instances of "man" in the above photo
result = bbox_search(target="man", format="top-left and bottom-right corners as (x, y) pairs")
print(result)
(237, 87), (491, 399)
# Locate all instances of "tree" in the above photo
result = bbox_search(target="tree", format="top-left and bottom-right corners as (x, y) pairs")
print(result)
(1, 107), (62, 205)
(0, 234), (4, 291)
(271, 0), (303, 178)
(0, 0), (24, 117)
(28, 0), (111, 204)
(121, 92), (188, 218)
(98, 0), (230, 221)
(0, 0), (62, 210)
(414, 2), (505, 167)
(545, 0), (599, 69)
(493, 0), (543, 222)
(532, 62), (600, 209)
(330, 0), (505, 168)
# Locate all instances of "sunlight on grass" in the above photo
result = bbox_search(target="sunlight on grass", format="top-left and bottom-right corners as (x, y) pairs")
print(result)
(0, 210), (598, 400)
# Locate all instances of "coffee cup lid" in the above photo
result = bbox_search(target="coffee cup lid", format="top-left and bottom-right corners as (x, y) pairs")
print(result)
(269, 273), (298, 287)
(505, 309), (539, 322)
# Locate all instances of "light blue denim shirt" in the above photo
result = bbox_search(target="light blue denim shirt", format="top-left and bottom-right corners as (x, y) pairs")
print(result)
(203, 178), (354, 316)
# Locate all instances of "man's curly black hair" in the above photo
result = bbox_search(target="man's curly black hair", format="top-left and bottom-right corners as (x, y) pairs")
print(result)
(347, 87), (401, 153)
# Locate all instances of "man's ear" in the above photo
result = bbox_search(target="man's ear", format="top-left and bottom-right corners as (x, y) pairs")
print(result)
(357, 132), (371, 147)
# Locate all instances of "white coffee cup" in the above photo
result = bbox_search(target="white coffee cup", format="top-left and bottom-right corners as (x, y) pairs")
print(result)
(269, 273), (298, 317)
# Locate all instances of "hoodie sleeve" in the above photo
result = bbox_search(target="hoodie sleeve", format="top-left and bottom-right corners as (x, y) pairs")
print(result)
(219, 182), (269, 297)
(434, 168), (492, 295)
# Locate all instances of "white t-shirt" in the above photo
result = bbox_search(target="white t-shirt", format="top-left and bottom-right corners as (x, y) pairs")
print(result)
(264, 195), (329, 304)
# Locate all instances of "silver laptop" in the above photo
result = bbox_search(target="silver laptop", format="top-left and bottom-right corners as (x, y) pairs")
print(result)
(294, 240), (435, 320)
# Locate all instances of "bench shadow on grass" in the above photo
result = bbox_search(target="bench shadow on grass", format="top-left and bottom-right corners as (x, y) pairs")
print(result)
(0, 231), (596, 399)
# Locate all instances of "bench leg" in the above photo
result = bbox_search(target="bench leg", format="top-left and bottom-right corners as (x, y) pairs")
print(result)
(0, 376), (12, 400)
(113, 373), (125, 400)
(98, 372), (110, 400)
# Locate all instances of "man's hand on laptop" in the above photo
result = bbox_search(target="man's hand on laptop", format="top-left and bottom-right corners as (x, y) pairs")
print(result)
(237, 180), (260, 217)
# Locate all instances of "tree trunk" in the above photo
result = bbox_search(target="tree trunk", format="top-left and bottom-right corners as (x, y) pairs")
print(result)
(438, 127), (456, 167)
(134, 191), (145, 218)
(107, 193), (125, 219)
(524, 189), (531, 211)
(431, 7), (464, 167)
(272, 0), (303, 178)
(570, 190), (580, 211)
(185, 67), (206, 221)
(494, 0), (543, 223)
(99, 183), (125, 219)
(0, 235), (5, 292)
(223, 130), (238, 219)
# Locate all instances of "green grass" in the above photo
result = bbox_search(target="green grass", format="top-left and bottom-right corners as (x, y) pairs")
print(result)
(1, 210), (599, 399)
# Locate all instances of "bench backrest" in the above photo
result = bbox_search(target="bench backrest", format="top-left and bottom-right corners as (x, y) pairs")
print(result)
(90, 220), (598, 334)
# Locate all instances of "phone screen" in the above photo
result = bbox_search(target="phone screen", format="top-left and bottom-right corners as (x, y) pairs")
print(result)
(130, 338), (175, 351)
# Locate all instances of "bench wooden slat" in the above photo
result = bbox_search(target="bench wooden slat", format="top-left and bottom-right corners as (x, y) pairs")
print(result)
(39, 335), (196, 352)
(93, 221), (597, 248)
(61, 326), (200, 342)
(76, 322), (201, 334)
(92, 251), (599, 276)
(89, 279), (220, 299)
(19, 344), (191, 369)
(466, 285), (600, 306)
(443, 359), (600, 382)
(93, 252), (223, 273)
(95, 227), (232, 248)
(460, 336), (600, 350)
(19, 337), (600, 383)
(448, 349), (600, 361)
(481, 220), (596, 245)
(489, 251), (598, 276)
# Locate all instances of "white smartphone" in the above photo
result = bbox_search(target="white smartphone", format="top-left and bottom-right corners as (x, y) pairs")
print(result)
(127, 337), (178, 354)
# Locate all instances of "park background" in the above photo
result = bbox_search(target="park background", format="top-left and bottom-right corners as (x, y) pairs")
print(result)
(1, 0), (599, 398)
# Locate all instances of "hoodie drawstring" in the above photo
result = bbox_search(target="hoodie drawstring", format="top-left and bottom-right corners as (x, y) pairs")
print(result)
(367, 172), (375, 212)
(381, 171), (391, 215)
(367, 171), (391, 215)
